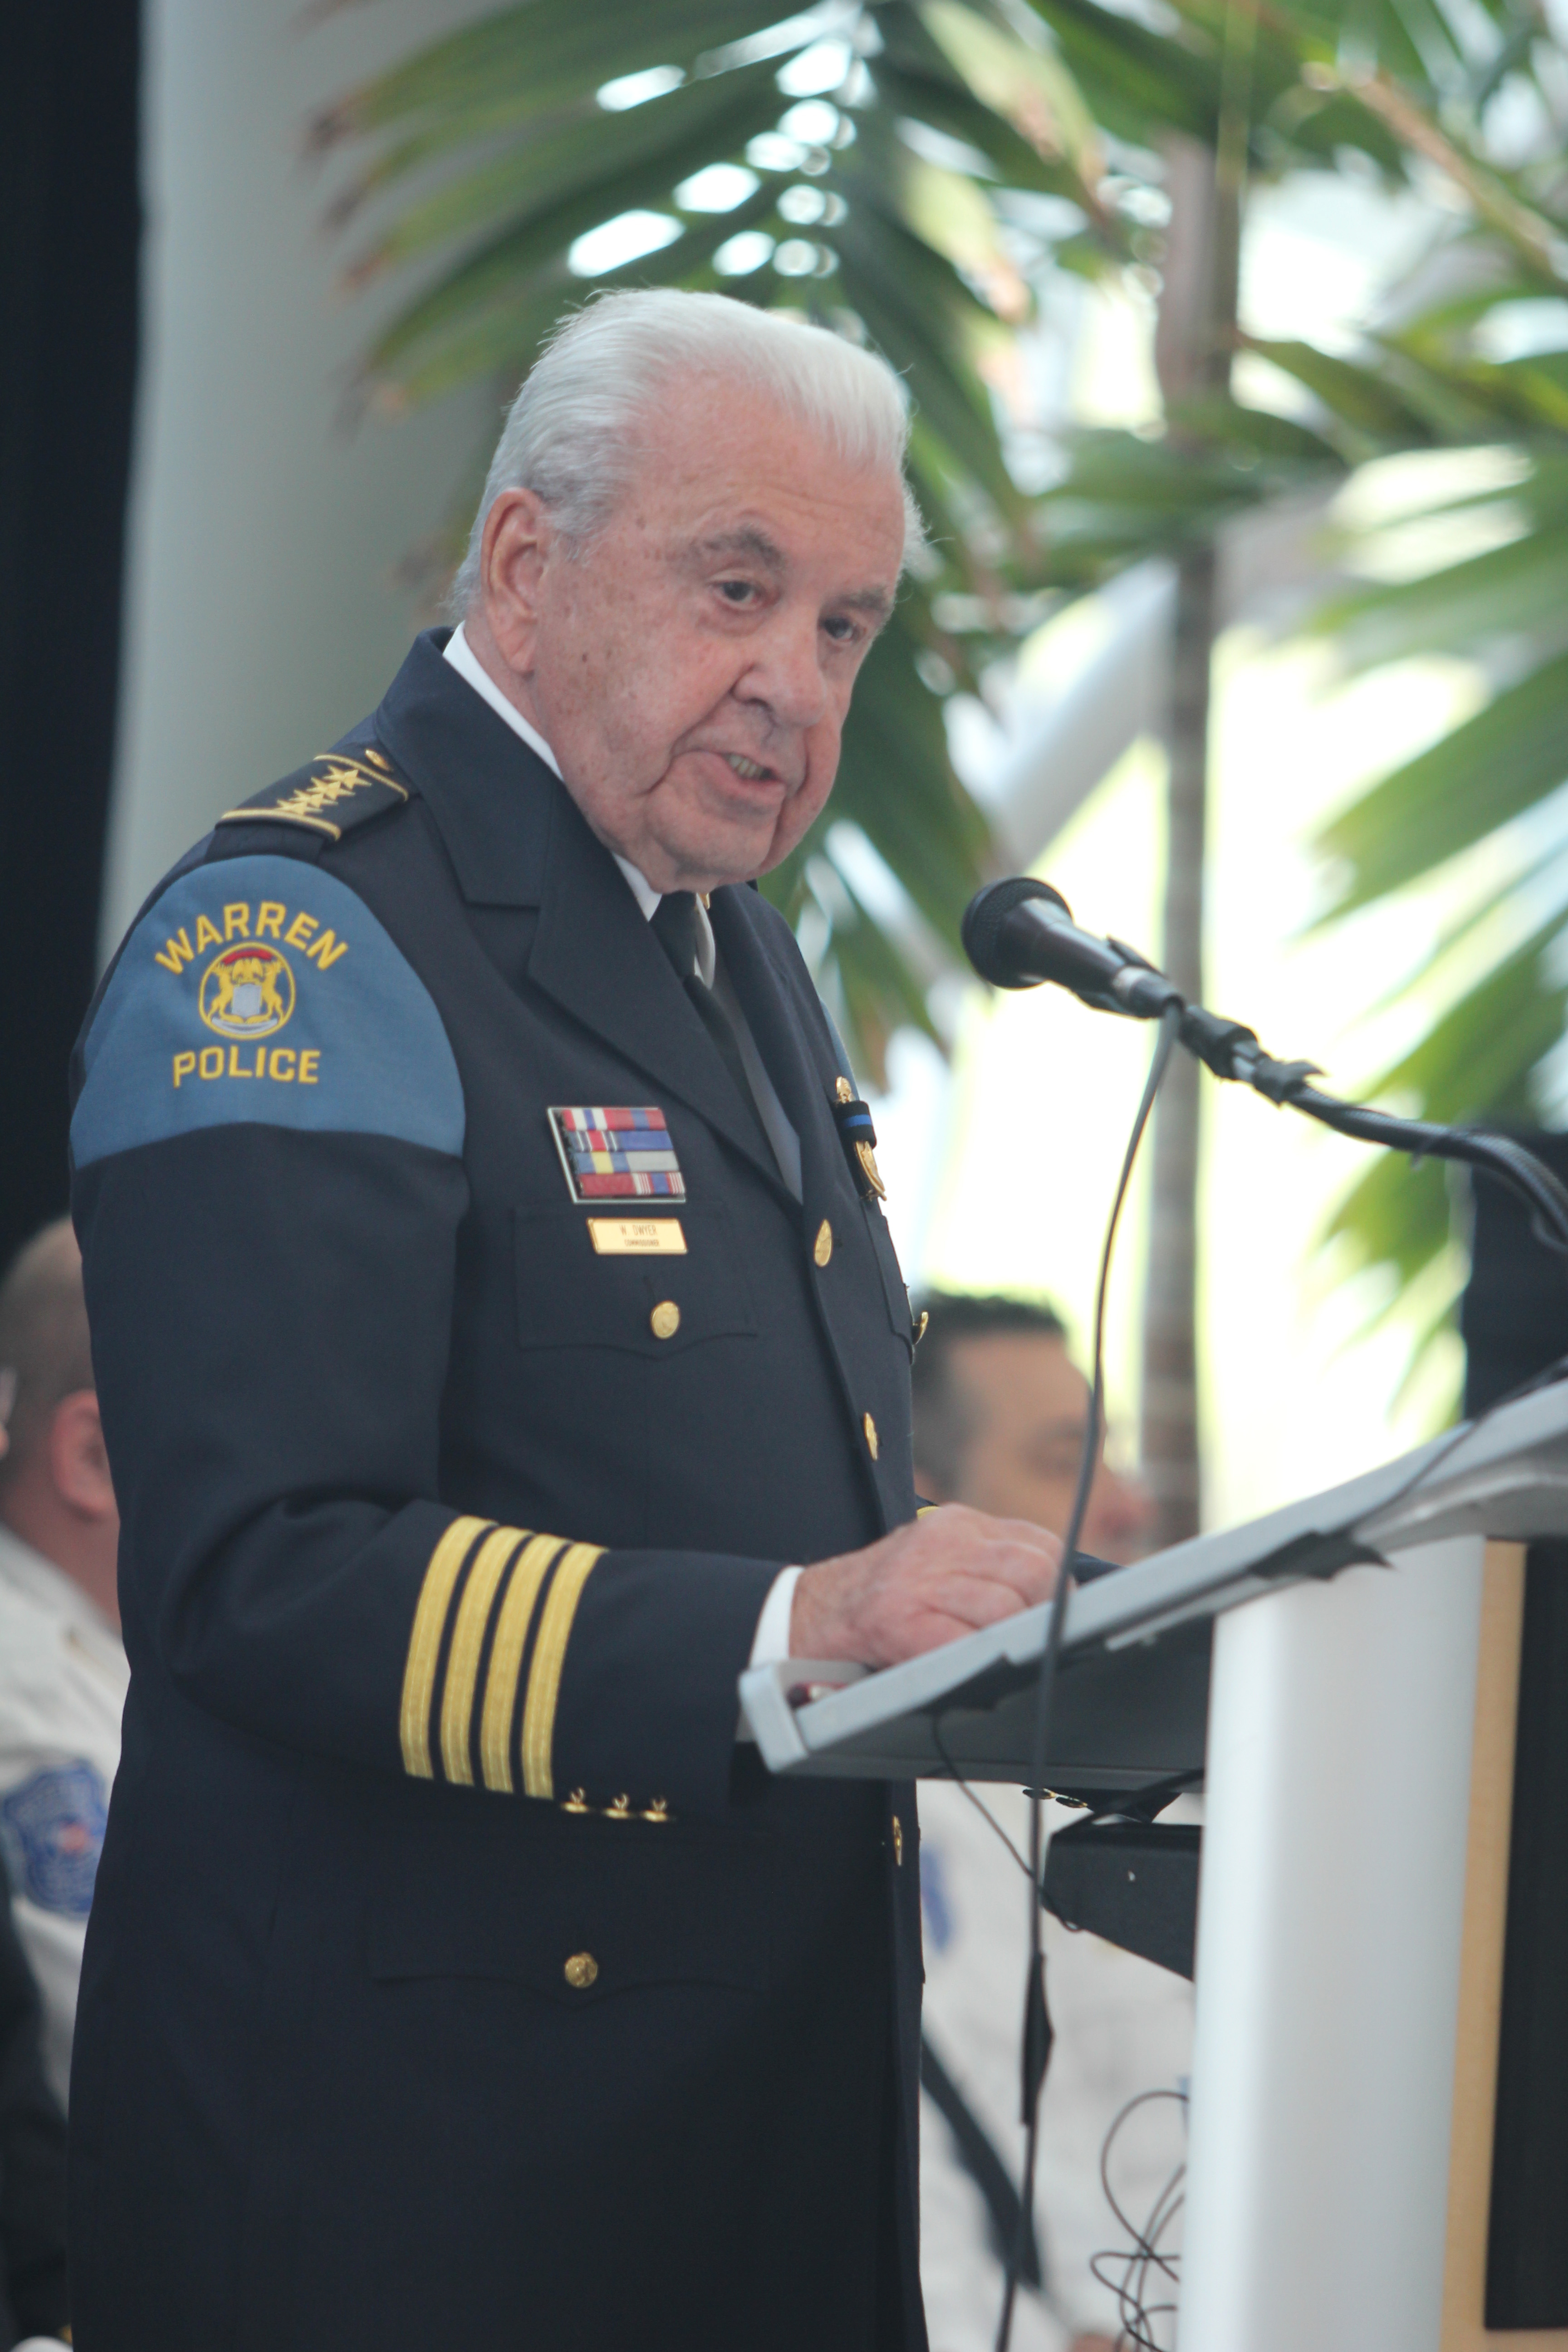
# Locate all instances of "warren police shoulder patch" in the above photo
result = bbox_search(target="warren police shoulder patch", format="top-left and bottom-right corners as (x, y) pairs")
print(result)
(0, 1761), (108, 1917)
(71, 853), (465, 1169)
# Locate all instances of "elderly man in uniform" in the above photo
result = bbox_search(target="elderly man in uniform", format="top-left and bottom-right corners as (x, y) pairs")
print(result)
(69, 293), (1063, 2352)
(0, 1220), (127, 2113)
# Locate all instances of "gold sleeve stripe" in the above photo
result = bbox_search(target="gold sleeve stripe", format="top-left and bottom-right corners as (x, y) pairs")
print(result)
(399, 1516), (493, 1779)
(439, 1527), (529, 1787)
(478, 1534), (567, 1793)
(520, 1543), (603, 1801)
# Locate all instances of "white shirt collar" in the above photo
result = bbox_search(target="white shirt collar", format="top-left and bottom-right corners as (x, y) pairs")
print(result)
(443, 621), (560, 778)
(442, 624), (714, 984)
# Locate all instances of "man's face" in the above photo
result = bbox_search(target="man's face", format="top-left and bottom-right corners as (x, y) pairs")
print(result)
(919, 1332), (1152, 1564)
(474, 374), (907, 893)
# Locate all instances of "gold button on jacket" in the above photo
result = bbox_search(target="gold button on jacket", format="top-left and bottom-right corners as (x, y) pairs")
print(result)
(813, 1219), (833, 1268)
(564, 1951), (599, 1989)
(863, 1411), (879, 1460)
(649, 1299), (681, 1340)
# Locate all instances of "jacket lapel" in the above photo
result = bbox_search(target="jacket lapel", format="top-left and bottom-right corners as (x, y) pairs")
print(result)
(527, 794), (790, 1191)
(374, 633), (803, 1194)
(710, 887), (844, 1205)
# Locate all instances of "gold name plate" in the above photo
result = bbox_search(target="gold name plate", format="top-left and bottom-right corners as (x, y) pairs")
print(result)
(587, 1216), (687, 1256)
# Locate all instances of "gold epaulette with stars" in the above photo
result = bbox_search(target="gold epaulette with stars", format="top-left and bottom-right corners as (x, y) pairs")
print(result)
(216, 743), (412, 843)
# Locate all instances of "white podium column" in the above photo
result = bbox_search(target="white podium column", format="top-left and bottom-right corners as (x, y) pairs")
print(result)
(1180, 1534), (1486, 2352)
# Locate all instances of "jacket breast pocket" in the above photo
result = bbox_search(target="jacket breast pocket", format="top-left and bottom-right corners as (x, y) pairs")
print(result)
(368, 1800), (779, 2003)
(513, 1202), (758, 1357)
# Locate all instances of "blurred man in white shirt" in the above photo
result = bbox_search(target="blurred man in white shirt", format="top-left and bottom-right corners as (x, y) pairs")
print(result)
(0, 1220), (127, 2109)
(912, 1294), (1192, 2352)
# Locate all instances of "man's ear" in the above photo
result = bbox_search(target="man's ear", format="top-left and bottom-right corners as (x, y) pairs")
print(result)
(479, 488), (552, 676)
(49, 1391), (117, 1524)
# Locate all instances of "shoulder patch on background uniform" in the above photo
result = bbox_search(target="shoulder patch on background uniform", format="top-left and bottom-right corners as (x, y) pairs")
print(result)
(216, 743), (411, 841)
(0, 1762), (107, 1917)
(70, 854), (465, 1169)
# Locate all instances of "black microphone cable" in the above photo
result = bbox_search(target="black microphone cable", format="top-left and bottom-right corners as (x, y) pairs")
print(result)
(995, 1000), (1183, 2352)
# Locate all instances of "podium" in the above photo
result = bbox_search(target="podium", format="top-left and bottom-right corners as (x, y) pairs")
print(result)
(740, 1381), (1568, 2352)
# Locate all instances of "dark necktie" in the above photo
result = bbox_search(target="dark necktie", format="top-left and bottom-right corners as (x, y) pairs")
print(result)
(650, 892), (772, 1161)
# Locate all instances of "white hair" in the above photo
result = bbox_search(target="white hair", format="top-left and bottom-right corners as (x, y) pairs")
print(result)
(450, 289), (922, 614)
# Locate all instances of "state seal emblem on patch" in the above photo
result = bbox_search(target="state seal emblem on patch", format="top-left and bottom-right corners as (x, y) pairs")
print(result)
(548, 1106), (686, 1202)
(200, 943), (295, 1039)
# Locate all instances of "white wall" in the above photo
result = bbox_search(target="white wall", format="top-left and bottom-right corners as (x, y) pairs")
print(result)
(104, 0), (493, 953)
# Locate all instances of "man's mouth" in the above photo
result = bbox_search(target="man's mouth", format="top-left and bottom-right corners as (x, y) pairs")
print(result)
(725, 753), (777, 783)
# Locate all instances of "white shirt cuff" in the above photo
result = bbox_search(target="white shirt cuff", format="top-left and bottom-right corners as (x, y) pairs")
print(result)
(748, 1566), (803, 1667)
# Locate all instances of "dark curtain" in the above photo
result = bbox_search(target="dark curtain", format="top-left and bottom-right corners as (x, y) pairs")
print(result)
(0, 3), (141, 1275)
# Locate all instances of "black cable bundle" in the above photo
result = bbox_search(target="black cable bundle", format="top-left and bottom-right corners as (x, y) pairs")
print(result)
(995, 1004), (1183, 2352)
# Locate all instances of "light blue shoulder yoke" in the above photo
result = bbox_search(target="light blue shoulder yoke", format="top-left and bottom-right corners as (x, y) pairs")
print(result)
(72, 854), (465, 1168)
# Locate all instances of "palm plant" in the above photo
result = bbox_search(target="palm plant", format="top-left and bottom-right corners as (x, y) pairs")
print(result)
(309, 0), (1414, 1069)
(1029, 0), (1568, 1400)
(313, 0), (1568, 1489)
(311, 0), (1146, 1080)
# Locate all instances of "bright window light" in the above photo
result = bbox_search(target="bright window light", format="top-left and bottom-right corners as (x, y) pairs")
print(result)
(773, 238), (820, 276)
(746, 132), (806, 173)
(1473, 298), (1568, 362)
(597, 65), (684, 111)
(778, 183), (827, 224)
(714, 230), (776, 277)
(674, 163), (760, 213)
(780, 99), (840, 145)
(568, 211), (683, 276)
(776, 38), (852, 95)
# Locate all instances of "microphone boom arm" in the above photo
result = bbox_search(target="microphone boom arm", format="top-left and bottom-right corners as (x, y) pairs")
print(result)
(960, 875), (1568, 1255)
(1178, 1003), (1568, 1256)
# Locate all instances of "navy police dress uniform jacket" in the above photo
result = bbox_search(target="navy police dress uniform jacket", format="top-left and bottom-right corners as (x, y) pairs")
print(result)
(67, 633), (927, 2352)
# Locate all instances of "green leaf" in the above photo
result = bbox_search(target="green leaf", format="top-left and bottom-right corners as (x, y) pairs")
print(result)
(869, 59), (1100, 206)
(1240, 337), (1443, 442)
(1317, 523), (1568, 672)
(918, 0), (1104, 183)
(1315, 646), (1568, 915)
(343, 59), (786, 283)
(831, 210), (1028, 515)
(1020, 0), (1221, 149)
(1322, 1149), (1450, 1290)
(318, 0), (793, 140)
(1364, 919), (1568, 1121)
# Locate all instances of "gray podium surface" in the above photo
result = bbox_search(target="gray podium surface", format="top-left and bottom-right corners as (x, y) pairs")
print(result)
(740, 1377), (1568, 2352)
(739, 1378), (1568, 1793)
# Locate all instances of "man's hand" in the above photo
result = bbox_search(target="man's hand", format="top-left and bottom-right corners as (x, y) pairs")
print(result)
(790, 1504), (1063, 1668)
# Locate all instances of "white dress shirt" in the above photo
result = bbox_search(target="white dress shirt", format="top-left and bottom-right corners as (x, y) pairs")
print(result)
(0, 1524), (128, 2109)
(442, 627), (803, 1663)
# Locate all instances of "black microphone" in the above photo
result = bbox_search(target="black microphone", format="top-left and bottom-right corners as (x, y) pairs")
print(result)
(961, 878), (1182, 1018)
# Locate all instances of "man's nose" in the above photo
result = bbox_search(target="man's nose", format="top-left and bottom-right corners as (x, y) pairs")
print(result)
(1082, 1463), (1155, 1565)
(737, 609), (829, 730)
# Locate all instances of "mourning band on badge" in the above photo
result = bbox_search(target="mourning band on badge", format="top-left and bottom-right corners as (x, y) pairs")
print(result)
(830, 1086), (887, 1201)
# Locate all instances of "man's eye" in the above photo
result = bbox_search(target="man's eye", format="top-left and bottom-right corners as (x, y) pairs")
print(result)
(716, 579), (756, 604)
(823, 615), (860, 644)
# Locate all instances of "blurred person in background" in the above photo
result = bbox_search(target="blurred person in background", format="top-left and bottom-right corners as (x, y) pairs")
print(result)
(911, 1294), (1191, 2352)
(0, 1221), (127, 2112)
